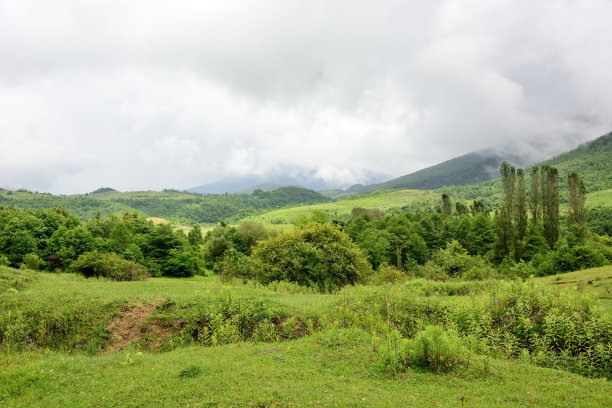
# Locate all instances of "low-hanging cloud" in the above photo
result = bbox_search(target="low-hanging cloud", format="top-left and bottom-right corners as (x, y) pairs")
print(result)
(0, 0), (610, 194)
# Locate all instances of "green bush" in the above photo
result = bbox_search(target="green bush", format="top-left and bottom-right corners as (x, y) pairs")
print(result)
(252, 222), (372, 291)
(370, 264), (409, 285)
(405, 326), (468, 373)
(215, 248), (258, 283)
(71, 250), (149, 281)
(376, 326), (468, 375)
(178, 365), (204, 378)
(20, 253), (42, 270)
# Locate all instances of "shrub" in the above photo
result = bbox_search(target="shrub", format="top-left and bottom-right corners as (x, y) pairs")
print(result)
(164, 248), (202, 277)
(20, 253), (42, 270)
(405, 326), (468, 373)
(252, 222), (372, 291)
(370, 264), (409, 285)
(376, 326), (468, 375)
(71, 250), (149, 281)
(215, 248), (258, 283)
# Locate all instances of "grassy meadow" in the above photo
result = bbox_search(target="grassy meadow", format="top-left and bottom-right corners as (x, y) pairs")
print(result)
(243, 189), (440, 230)
(1, 265), (611, 407)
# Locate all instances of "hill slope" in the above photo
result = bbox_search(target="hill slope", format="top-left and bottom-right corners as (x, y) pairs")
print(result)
(439, 131), (612, 202)
(0, 186), (332, 224)
(541, 131), (612, 193)
(327, 150), (526, 198)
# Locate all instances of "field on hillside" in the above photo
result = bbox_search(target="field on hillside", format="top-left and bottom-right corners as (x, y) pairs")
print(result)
(243, 189), (440, 230)
(586, 189), (612, 208)
(537, 265), (612, 314)
(1, 266), (611, 407)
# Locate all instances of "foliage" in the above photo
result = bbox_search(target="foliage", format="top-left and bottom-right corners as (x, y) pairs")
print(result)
(370, 264), (409, 285)
(0, 186), (332, 224)
(405, 326), (468, 373)
(71, 250), (150, 281)
(252, 222), (372, 291)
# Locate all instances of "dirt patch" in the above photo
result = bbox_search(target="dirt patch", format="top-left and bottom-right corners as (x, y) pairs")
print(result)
(106, 303), (170, 351)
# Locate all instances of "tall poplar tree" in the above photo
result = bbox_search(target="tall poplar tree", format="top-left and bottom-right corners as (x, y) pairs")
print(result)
(515, 168), (527, 241)
(495, 162), (516, 258)
(567, 171), (586, 227)
(529, 166), (541, 227)
(541, 165), (559, 247)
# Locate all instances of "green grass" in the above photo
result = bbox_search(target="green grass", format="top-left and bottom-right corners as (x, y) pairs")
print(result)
(242, 189), (440, 230)
(2, 328), (610, 407)
(536, 265), (612, 315)
(586, 189), (612, 208)
(2, 267), (611, 407)
(0, 267), (339, 319)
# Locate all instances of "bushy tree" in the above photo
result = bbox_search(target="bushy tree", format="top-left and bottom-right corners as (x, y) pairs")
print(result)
(236, 221), (269, 252)
(252, 222), (372, 291)
(71, 250), (149, 281)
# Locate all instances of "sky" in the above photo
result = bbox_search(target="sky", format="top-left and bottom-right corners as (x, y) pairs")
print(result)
(1, 0), (611, 194)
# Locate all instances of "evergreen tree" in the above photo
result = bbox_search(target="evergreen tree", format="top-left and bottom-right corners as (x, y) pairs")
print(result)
(470, 199), (488, 216)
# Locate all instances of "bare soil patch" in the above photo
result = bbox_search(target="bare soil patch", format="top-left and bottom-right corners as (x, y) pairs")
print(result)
(106, 303), (171, 351)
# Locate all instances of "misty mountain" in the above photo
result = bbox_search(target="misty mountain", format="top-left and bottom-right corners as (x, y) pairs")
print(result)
(439, 130), (612, 202)
(323, 150), (529, 198)
(185, 175), (341, 195)
(233, 183), (289, 194)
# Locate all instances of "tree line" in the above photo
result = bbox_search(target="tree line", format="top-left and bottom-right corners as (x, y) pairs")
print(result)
(0, 163), (610, 287)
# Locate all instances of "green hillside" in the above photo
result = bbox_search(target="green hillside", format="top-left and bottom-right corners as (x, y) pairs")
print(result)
(329, 150), (515, 198)
(0, 186), (331, 224)
(542, 131), (612, 193)
(243, 188), (440, 230)
(440, 131), (612, 202)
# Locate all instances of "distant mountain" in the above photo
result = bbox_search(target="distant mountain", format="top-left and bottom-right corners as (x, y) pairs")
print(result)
(186, 175), (341, 195)
(234, 183), (289, 194)
(323, 150), (528, 198)
(439, 130), (612, 202)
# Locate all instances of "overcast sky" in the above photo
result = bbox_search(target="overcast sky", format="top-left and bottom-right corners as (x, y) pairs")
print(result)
(1, 0), (611, 194)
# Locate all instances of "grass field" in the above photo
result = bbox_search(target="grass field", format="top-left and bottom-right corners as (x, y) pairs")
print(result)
(242, 189), (440, 230)
(536, 265), (612, 315)
(586, 189), (612, 208)
(1, 266), (611, 407)
(2, 330), (609, 408)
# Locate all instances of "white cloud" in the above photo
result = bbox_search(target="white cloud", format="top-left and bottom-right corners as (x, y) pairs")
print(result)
(0, 0), (610, 194)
